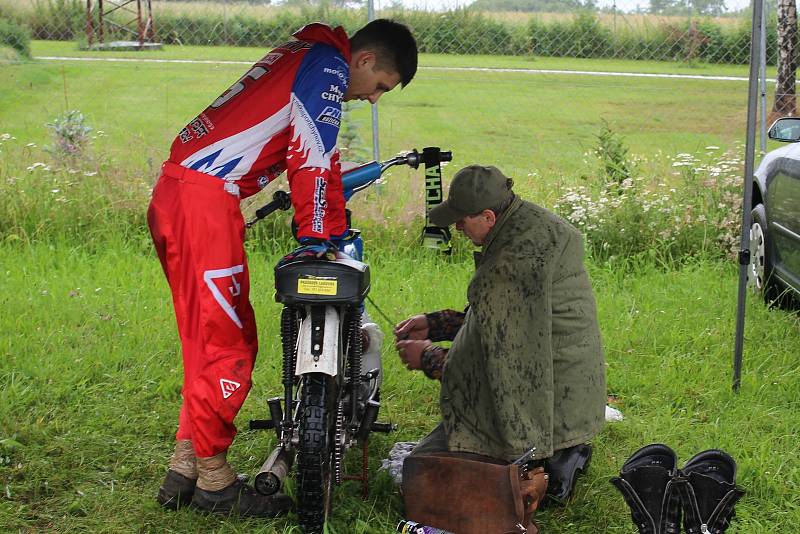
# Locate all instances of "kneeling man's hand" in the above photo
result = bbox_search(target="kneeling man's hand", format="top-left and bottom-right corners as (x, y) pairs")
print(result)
(395, 339), (432, 371)
(394, 314), (429, 341)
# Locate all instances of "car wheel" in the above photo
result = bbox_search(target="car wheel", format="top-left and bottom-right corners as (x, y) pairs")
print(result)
(749, 204), (785, 306)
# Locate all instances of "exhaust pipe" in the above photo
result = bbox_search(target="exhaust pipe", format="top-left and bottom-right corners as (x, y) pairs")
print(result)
(255, 446), (293, 496)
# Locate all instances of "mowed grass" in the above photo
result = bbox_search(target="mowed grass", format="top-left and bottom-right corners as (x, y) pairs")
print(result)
(2, 42), (761, 207)
(0, 242), (798, 533)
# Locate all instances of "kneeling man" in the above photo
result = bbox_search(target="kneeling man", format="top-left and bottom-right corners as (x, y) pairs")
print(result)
(395, 165), (606, 496)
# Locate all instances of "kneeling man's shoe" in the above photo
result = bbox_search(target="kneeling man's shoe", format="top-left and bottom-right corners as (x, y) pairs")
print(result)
(157, 469), (196, 510)
(610, 443), (682, 534)
(543, 443), (593, 504)
(191, 478), (293, 518)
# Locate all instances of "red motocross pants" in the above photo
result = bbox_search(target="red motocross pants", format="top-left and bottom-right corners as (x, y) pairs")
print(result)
(147, 162), (258, 458)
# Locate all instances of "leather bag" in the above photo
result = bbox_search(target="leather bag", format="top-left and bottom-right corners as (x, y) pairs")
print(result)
(402, 452), (548, 534)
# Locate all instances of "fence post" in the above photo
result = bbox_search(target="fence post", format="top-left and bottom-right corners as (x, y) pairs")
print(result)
(368, 0), (380, 161)
(223, 0), (228, 46)
(760, 0), (767, 154)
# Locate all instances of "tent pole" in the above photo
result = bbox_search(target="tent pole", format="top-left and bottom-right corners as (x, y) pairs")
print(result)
(733, 0), (765, 392)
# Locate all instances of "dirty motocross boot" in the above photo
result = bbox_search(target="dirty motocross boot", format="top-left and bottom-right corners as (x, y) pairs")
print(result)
(675, 450), (746, 534)
(157, 470), (197, 510)
(610, 444), (682, 534)
(156, 440), (197, 510)
(191, 452), (293, 518)
(192, 477), (293, 517)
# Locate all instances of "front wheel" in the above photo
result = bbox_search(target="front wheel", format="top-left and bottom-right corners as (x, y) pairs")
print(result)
(297, 373), (334, 534)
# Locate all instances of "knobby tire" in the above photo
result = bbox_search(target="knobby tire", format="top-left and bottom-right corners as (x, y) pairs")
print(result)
(297, 373), (332, 534)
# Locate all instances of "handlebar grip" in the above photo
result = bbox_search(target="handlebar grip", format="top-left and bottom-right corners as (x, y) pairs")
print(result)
(253, 191), (291, 220)
(418, 147), (452, 167)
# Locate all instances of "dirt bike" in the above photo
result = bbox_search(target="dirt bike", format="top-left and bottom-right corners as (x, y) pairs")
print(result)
(247, 147), (452, 533)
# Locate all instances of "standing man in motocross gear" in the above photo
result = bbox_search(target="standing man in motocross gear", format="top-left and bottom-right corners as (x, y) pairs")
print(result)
(394, 165), (606, 499)
(148, 20), (417, 516)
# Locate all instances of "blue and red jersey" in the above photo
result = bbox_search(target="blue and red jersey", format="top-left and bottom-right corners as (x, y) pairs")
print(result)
(167, 23), (351, 240)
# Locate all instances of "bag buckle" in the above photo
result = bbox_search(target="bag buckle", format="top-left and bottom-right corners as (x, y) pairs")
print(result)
(516, 523), (528, 533)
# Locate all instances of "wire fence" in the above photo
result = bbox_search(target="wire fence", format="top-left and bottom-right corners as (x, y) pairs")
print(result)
(0, 0), (780, 65)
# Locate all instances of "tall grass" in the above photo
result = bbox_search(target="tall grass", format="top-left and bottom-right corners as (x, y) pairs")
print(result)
(0, 122), (745, 267)
(0, 17), (32, 58)
(554, 143), (744, 265)
(0, 132), (150, 248)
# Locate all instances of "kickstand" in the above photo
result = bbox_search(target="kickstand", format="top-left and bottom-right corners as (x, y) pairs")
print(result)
(343, 439), (370, 500)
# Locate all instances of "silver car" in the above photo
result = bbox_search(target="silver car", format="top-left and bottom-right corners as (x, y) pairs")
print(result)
(749, 117), (800, 308)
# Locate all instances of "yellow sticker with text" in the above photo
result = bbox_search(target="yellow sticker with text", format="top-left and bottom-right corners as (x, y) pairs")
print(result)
(297, 277), (338, 296)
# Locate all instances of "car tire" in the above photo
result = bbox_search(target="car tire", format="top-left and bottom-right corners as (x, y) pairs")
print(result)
(749, 204), (788, 307)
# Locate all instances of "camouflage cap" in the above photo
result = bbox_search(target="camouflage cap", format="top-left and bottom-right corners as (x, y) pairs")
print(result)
(429, 165), (513, 227)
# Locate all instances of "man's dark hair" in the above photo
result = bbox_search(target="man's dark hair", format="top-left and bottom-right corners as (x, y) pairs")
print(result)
(350, 19), (417, 87)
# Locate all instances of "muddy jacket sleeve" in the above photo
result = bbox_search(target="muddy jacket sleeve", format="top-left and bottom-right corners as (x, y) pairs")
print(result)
(421, 345), (448, 380)
(425, 309), (466, 342)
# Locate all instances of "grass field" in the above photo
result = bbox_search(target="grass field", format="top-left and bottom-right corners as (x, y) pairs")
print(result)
(1, 243), (798, 533)
(1, 44), (799, 533)
(3, 40), (768, 206)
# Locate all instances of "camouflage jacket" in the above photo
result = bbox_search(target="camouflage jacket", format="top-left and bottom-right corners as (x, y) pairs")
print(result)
(438, 196), (606, 461)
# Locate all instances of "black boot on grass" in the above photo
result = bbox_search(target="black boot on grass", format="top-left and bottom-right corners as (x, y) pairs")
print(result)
(676, 449), (746, 534)
(610, 443), (682, 534)
(157, 469), (197, 510)
(191, 478), (293, 518)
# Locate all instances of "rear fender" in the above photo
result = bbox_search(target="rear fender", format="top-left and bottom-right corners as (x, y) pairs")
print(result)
(295, 306), (339, 377)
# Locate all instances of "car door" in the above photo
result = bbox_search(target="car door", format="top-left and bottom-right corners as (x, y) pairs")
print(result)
(767, 157), (800, 290)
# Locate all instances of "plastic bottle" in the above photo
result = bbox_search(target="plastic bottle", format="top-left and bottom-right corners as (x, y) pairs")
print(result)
(396, 519), (455, 534)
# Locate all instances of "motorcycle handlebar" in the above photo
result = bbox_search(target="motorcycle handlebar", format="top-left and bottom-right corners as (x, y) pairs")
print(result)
(247, 147), (452, 226)
(383, 148), (452, 171)
(246, 190), (292, 228)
